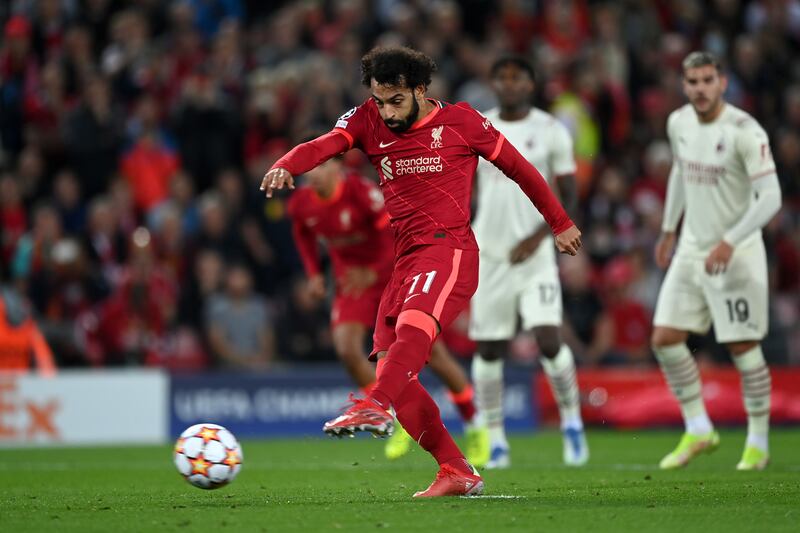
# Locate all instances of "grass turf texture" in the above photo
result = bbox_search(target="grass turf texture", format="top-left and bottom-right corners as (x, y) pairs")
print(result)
(1, 429), (798, 532)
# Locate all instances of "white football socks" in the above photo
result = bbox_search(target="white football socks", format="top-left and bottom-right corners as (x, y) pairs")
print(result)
(540, 345), (583, 431)
(471, 355), (507, 447)
(733, 346), (771, 452)
(654, 343), (713, 436)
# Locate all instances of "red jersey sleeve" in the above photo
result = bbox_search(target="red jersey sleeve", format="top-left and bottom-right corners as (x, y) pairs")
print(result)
(331, 102), (371, 150)
(454, 102), (506, 161)
(286, 193), (322, 277)
(270, 131), (350, 176)
(271, 101), (373, 175)
(456, 102), (574, 235)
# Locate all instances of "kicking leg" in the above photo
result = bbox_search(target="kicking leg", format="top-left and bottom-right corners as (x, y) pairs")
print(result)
(429, 341), (488, 466)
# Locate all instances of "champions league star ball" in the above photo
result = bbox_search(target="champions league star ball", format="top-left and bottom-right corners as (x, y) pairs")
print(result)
(174, 423), (243, 489)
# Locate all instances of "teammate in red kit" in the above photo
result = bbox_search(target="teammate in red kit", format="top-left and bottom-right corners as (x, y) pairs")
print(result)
(286, 152), (489, 465)
(261, 47), (581, 498)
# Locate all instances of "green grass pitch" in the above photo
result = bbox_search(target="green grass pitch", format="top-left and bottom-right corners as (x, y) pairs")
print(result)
(2, 429), (798, 532)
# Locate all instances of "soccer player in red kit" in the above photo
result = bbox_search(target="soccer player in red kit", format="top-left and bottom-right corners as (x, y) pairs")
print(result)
(287, 152), (489, 465)
(261, 47), (581, 497)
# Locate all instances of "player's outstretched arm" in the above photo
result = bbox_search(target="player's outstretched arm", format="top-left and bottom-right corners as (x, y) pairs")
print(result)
(491, 139), (581, 255)
(260, 131), (351, 197)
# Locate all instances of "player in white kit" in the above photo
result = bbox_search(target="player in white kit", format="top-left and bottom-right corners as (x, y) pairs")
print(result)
(653, 52), (782, 471)
(470, 56), (588, 468)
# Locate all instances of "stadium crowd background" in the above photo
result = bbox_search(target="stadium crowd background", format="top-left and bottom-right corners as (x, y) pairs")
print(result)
(0, 0), (798, 373)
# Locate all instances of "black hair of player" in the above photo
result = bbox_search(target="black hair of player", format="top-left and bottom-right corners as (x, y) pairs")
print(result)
(360, 46), (437, 89)
(682, 51), (723, 74)
(490, 55), (536, 82)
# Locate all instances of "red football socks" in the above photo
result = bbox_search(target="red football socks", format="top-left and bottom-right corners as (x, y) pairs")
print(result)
(394, 376), (468, 471)
(370, 324), (432, 409)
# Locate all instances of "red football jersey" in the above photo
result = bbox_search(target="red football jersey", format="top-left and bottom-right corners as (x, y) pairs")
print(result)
(332, 99), (503, 255)
(271, 99), (572, 257)
(286, 173), (393, 281)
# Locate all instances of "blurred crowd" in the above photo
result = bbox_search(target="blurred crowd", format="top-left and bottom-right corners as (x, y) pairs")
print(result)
(1, 0), (798, 372)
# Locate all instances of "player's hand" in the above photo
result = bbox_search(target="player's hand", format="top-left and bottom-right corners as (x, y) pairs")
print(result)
(655, 232), (677, 270)
(307, 274), (326, 300)
(510, 233), (545, 264)
(341, 267), (377, 297)
(260, 167), (295, 198)
(555, 225), (581, 256)
(705, 240), (734, 275)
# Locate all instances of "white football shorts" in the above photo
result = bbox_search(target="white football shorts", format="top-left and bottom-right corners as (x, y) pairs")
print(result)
(469, 252), (562, 341)
(653, 239), (768, 343)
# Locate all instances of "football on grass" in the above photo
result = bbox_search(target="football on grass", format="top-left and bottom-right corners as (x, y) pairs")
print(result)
(174, 423), (243, 489)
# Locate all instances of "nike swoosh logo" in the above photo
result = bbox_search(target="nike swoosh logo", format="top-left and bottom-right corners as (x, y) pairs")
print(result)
(403, 293), (420, 304)
(379, 141), (397, 148)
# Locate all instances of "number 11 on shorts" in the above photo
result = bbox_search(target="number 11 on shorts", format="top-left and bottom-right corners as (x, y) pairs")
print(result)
(406, 270), (437, 301)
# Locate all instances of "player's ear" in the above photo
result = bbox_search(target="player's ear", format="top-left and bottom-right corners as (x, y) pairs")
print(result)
(719, 73), (728, 93)
(414, 84), (426, 99)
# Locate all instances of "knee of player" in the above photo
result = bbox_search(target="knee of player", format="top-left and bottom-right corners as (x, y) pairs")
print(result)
(395, 309), (438, 344)
(727, 340), (759, 356)
(536, 337), (561, 359)
(476, 340), (507, 361)
(533, 328), (561, 358)
(651, 328), (686, 350)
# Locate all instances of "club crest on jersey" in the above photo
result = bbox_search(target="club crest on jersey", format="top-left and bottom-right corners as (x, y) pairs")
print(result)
(716, 139), (725, 153)
(431, 125), (444, 149)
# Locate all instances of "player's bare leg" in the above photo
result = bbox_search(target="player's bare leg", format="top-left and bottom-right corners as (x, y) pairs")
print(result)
(534, 326), (588, 466)
(472, 340), (510, 468)
(728, 340), (771, 470)
(428, 342), (489, 467)
(653, 326), (719, 469)
(332, 322), (376, 393)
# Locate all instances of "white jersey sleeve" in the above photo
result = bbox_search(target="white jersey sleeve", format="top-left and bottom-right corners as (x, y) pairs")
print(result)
(735, 118), (776, 181)
(722, 120), (782, 245)
(662, 111), (685, 232)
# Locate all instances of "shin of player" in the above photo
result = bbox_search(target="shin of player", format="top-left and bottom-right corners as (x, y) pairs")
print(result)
(653, 51), (780, 471)
(470, 56), (587, 469)
(386, 340), (489, 467)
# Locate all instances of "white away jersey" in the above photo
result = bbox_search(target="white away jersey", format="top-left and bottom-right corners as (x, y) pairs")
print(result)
(668, 103), (776, 256)
(472, 108), (576, 261)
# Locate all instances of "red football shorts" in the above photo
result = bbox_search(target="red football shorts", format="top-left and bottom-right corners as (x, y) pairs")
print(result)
(371, 245), (478, 359)
(331, 283), (385, 329)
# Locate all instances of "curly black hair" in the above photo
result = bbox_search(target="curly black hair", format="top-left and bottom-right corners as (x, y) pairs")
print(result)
(360, 46), (437, 89)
